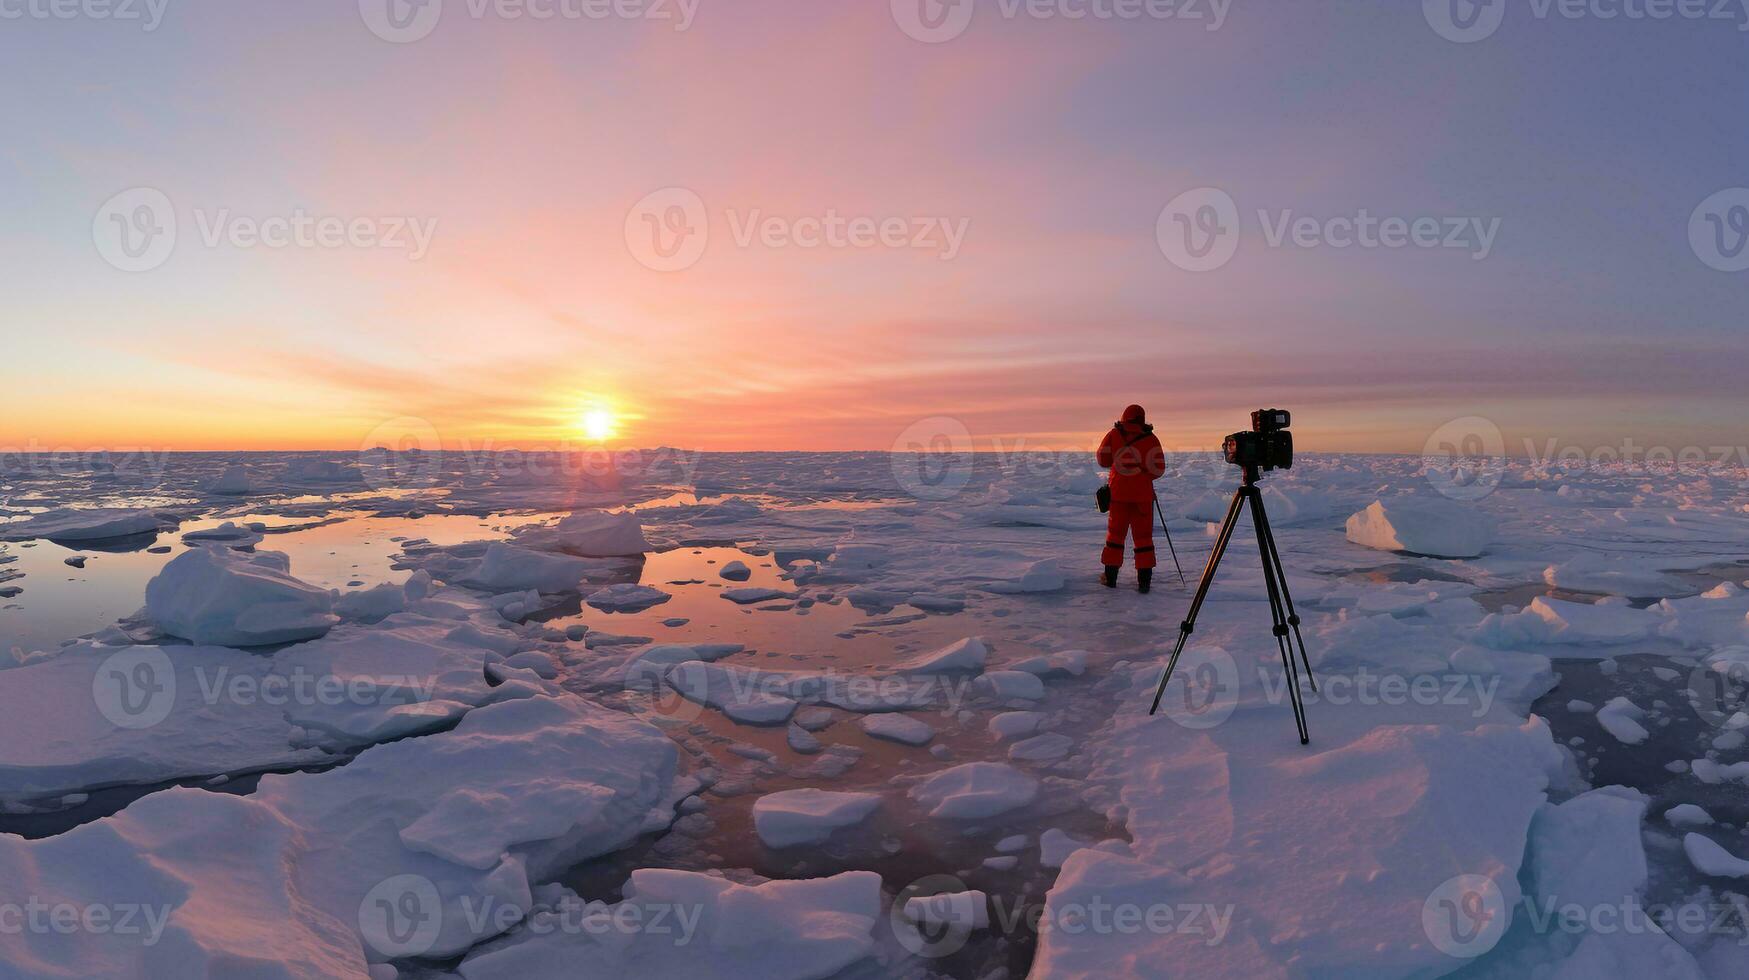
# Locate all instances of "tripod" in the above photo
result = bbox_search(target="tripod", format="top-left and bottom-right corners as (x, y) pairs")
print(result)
(1150, 493), (1188, 588)
(1148, 464), (1318, 744)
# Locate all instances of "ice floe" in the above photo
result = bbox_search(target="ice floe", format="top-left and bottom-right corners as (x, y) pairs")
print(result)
(908, 762), (1039, 819)
(1345, 497), (1494, 558)
(0, 507), (177, 543)
(145, 547), (338, 647)
(751, 788), (881, 847)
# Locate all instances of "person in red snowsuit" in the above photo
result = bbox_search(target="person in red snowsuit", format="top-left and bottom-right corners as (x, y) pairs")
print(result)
(1097, 404), (1167, 592)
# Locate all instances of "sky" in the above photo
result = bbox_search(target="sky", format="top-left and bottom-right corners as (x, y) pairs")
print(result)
(1, 0), (1746, 456)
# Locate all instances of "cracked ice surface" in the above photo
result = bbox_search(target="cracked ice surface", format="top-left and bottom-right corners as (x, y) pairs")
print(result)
(2, 449), (1748, 978)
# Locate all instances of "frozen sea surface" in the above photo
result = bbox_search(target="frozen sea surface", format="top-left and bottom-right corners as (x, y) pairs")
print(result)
(2, 449), (1748, 978)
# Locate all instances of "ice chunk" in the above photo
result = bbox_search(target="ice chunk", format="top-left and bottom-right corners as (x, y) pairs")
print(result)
(985, 559), (1067, 594)
(1528, 786), (1648, 908)
(977, 670), (1046, 701)
(585, 583), (672, 613)
(273, 614), (540, 744)
(909, 762), (1038, 819)
(721, 587), (794, 604)
(989, 711), (1044, 740)
(145, 547), (337, 647)
(0, 695), (675, 972)
(466, 543), (604, 593)
(181, 521), (265, 548)
(1344, 498), (1493, 558)
(859, 713), (935, 745)
(786, 723), (821, 754)
(1034, 717), (1562, 978)
(664, 662), (797, 725)
(1474, 596), (1656, 649)
(208, 464), (254, 495)
(1596, 697), (1651, 745)
(0, 507), (175, 542)
(718, 559), (752, 581)
(510, 509), (651, 557)
(892, 636), (987, 675)
(752, 789), (881, 847)
(0, 643), (327, 803)
(1690, 759), (1749, 785)
(1009, 732), (1074, 761)
(1665, 804), (1714, 827)
(1543, 554), (1683, 597)
(455, 870), (882, 980)
(1039, 828), (1092, 869)
(1683, 833), (1749, 878)
(335, 581), (409, 623)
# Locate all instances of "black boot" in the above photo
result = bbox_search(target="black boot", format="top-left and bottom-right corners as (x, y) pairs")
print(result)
(1101, 565), (1119, 588)
(1137, 568), (1153, 594)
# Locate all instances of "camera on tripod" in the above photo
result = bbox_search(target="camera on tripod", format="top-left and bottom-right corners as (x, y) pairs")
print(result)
(1151, 408), (1316, 743)
(1223, 408), (1293, 472)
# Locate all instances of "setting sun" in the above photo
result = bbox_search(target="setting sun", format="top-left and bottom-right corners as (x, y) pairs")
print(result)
(578, 408), (617, 442)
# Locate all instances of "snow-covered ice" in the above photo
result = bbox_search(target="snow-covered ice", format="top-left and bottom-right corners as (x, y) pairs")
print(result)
(751, 788), (881, 847)
(859, 713), (935, 745)
(455, 870), (883, 979)
(7, 449), (1749, 978)
(892, 635), (987, 674)
(509, 509), (651, 557)
(0, 507), (177, 542)
(1345, 497), (1494, 558)
(908, 762), (1039, 819)
(145, 547), (339, 646)
(1683, 834), (1749, 878)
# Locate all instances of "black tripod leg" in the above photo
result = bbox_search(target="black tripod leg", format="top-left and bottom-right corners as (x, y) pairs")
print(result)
(1152, 493), (1188, 588)
(1249, 489), (1309, 744)
(1253, 495), (1316, 693)
(1149, 486), (1247, 715)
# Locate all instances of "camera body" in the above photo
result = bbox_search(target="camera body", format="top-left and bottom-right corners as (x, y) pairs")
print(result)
(1223, 408), (1294, 473)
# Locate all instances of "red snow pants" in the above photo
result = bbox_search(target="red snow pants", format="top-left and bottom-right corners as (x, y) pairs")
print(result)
(1101, 499), (1156, 569)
